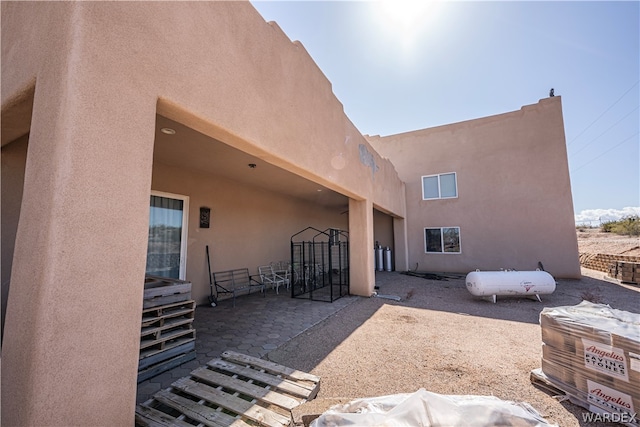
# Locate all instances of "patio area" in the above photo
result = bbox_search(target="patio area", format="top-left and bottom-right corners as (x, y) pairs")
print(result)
(136, 285), (358, 404)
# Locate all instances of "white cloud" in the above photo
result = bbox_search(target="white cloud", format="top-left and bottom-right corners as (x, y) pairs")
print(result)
(575, 207), (640, 225)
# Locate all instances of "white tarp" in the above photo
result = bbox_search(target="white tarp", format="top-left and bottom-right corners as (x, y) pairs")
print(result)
(311, 389), (557, 427)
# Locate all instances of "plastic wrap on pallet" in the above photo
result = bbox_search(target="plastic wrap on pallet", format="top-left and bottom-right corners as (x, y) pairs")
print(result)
(540, 302), (639, 353)
(539, 301), (640, 425)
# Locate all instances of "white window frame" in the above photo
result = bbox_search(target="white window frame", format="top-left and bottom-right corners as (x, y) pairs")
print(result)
(149, 190), (189, 280)
(424, 226), (461, 254)
(421, 172), (458, 200)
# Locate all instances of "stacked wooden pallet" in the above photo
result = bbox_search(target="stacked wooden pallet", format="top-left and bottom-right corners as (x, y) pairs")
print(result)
(136, 350), (321, 427)
(143, 275), (193, 308)
(608, 261), (640, 284)
(139, 276), (197, 382)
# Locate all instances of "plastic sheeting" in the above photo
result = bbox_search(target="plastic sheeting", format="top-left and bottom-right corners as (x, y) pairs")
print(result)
(310, 388), (557, 427)
(540, 300), (640, 347)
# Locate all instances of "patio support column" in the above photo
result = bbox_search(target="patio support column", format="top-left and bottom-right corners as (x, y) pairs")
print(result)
(348, 198), (375, 296)
(1, 67), (156, 425)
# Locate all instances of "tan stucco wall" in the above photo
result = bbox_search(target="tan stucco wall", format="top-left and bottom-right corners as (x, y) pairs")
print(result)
(368, 97), (581, 278)
(151, 162), (348, 305)
(2, 2), (157, 425)
(1, 2), (405, 424)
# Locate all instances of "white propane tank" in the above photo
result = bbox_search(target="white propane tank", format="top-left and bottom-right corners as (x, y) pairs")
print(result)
(465, 270), (556, 303)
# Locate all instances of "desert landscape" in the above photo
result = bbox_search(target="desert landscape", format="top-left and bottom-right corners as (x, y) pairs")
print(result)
(576, 227), (640, 256)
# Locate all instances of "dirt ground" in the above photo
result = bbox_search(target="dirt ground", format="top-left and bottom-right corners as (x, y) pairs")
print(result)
(268, 234), (639, 426)
(576, 228), (640, 256)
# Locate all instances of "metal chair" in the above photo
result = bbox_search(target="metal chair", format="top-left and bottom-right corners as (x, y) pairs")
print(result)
(258, 265), (289, 294)
(270, 261), (291, 286)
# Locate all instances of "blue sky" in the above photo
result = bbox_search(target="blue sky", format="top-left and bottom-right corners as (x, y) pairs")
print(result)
(250, 1), (639, 225)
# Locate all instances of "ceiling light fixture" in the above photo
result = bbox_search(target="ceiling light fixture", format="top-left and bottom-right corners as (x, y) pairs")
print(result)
(248, 163), (257, 169)
(160, 127), (176, 135)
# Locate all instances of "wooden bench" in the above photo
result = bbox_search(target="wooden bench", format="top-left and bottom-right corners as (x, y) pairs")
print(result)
(211, 268), (264, 307)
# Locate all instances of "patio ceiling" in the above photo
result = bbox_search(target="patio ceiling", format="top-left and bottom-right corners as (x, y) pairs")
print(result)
(154, 115), (350, 211)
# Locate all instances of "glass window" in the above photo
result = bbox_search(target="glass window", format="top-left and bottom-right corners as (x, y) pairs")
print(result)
(425, 227), (461, 253)
(442, 227), (461, 253)
(439, 173), (457, 198)
(425, 228), (443, 252)
(422, 173), (457, 200)
(422, 176), (440, 199)
(147, 192), (189, 279)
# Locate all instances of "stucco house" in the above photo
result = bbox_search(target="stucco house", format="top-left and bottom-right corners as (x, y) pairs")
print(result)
(1, 1), (579, 425)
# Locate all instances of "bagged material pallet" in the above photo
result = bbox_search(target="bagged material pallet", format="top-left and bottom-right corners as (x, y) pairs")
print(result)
(539, 301), (640, 426)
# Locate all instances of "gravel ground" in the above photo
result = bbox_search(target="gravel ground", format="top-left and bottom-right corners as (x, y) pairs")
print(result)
(268, 268), (639, 426)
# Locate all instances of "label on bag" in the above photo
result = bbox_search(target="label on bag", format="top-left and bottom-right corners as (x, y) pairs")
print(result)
(582, 338), (628, 381)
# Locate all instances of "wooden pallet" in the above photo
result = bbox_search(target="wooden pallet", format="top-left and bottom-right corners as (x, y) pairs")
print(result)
(138, 346), (197, 383)
(144, 276), (193, 309)
(142, 300), (196, 329)
(139, 298), (197, 382)
(140, 300), (196, 351)
(135, 350), (321, 427)
(530, 368), (566, 396)
(140, 323), (196, 352)
(140, 335), (196, 362)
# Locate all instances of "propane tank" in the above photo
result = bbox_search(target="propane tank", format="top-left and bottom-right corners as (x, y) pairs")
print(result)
(384, 247), (392, 271)
(376, 243), (384, 272)
(465, 269), (556, 303)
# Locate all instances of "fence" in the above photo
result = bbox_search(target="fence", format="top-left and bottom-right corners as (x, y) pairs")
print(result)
(290, 227), (349, 302)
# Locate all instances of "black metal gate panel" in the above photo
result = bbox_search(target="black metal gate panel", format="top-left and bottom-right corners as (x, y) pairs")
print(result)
(290, 227), (349, 302)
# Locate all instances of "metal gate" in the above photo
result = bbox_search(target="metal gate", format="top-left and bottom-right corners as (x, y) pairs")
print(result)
(290, 227), (349, 302)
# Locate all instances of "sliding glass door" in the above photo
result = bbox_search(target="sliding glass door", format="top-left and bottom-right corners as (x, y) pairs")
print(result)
(146, 191), (189, 280)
